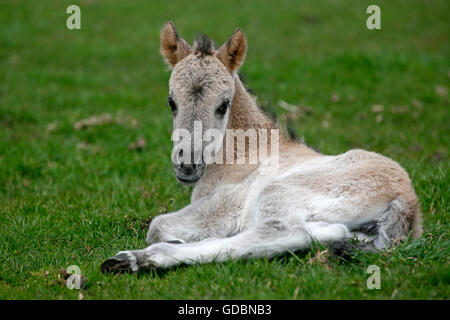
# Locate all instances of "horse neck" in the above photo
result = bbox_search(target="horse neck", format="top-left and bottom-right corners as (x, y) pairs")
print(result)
(228, 76), (276, 131)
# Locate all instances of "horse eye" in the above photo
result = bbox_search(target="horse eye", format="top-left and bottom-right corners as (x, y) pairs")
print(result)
(167, 97), (177, 115)
(216, 100), (230, 116)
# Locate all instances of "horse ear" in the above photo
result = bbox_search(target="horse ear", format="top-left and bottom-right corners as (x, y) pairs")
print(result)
(160, 22), (192, 68)
(217, 28), (247, 73)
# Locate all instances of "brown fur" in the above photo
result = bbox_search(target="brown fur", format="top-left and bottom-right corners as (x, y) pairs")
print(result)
(159, 21), (422, 241)
(99, 24), (423, 274)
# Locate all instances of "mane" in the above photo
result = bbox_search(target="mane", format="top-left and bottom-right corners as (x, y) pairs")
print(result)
(194, 33), (215, 55)
(238, 71), (300, 141)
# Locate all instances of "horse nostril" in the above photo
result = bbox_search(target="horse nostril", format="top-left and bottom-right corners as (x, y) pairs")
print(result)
(179, 149), (183, 157)
(183, 166), (194, 176)
(180, 162), (185, 169)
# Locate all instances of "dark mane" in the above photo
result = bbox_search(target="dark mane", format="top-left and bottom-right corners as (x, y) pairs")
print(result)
(194, 33), (215, 55)
(238, 71), (301, 142)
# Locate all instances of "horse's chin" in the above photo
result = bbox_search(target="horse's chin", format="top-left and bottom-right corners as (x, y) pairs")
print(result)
(176, 176), (200, 185)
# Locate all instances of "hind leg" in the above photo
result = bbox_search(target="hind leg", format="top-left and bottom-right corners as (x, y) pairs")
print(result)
(333, 199), (418, 254)
(102, 218), (314, 273)
(305, 222), (351, 243)
(101, 219), (355, 273)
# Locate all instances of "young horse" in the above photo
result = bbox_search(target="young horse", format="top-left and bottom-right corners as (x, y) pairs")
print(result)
(101, 22), (422, 273)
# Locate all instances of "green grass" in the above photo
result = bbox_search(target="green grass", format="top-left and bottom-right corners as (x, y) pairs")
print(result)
(0, 0), (449, 299)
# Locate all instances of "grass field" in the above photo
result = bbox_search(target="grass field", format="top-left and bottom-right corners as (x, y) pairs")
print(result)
(0, 0), (448, 299)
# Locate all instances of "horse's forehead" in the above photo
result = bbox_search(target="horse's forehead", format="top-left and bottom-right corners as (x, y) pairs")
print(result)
(170, 55), (233, 97)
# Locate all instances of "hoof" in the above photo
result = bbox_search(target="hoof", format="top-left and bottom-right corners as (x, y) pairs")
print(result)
(100, 252), (138, 274)
(330, 240), (355, 258)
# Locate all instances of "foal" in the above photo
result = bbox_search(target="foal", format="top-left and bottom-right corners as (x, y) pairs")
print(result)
(101, 22), (422, 273)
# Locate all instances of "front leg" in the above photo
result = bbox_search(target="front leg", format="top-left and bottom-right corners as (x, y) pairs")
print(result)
(101, 187), (248, 273)
(146, 189), (246, 244)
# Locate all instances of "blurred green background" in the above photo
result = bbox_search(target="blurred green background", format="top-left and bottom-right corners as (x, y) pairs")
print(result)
(0, 0), (448, 299)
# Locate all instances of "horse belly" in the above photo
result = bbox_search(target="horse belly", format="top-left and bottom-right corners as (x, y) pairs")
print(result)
(255, 155), (392, 228)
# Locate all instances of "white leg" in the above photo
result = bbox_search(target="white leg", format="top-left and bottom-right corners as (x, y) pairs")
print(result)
(305, 222), (351, 243)
(146, 191), (246, 244)
(101, 219), (312, 272)
(101, 220), (353, 273)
